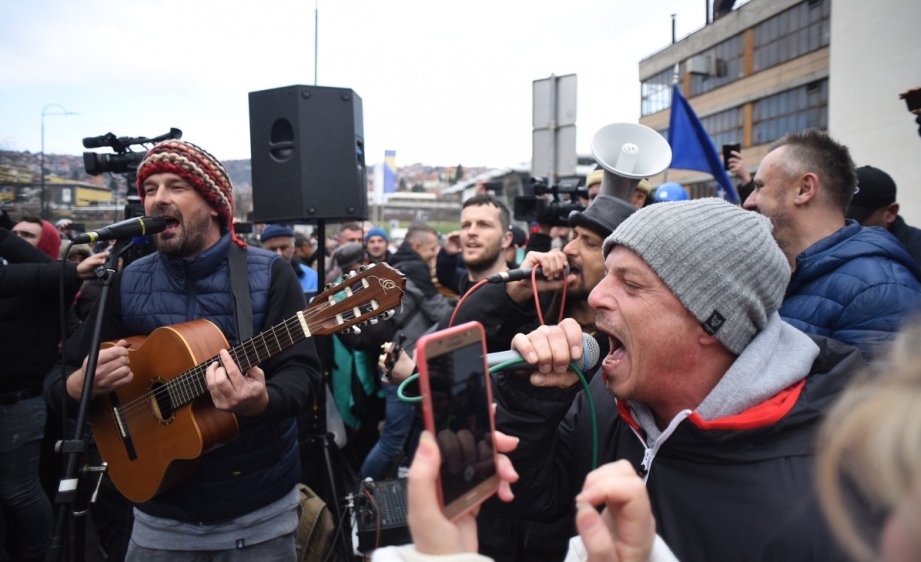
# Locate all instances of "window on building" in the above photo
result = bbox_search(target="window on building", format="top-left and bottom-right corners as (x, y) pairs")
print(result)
(699, 106), (743, 149)
(752, 79), (828, 144)
(641, 67), (680, 117)
(752, 0), (830, 73)
(687, 180), (719, 200)
(689, 33), (745, 96)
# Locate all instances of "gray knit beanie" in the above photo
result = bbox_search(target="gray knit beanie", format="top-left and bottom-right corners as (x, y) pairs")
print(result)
(602, 198), (789, 355)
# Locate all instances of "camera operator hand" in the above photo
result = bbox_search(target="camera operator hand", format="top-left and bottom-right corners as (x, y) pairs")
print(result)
(505, 249), (569, 304)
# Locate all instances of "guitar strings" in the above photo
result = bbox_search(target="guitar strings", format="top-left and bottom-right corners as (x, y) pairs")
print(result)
(107, 276), (393, 426)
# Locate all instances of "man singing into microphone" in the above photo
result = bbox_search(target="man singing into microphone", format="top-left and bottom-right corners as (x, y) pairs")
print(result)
(493, 198), (862, 561)
(44, 140), (321, 560)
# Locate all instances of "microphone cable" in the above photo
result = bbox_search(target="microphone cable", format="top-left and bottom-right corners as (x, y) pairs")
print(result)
(447, 265), (570, 328)
(486, 358), (598, 470)
(396, 358), (598, 469)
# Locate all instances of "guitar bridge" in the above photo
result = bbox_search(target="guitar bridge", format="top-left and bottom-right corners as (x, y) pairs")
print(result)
(110, 400), (138, 461)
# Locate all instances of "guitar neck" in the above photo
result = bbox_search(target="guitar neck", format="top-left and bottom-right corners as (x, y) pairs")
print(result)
(164, 314), (310, 410)
(164, 263), (405, 410)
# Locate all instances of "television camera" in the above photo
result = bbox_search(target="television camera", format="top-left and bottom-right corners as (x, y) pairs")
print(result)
(513, 176), (585, 227)
(82, 128), (183, 176)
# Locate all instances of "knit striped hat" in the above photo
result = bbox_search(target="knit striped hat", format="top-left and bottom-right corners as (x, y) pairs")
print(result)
(602, 198), (789, 355)
(136, 140), (243, 246)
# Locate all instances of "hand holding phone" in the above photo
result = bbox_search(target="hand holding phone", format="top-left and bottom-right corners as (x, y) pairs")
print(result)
(416, 321), (499, 521)
(901, 88), (921, 115)
(723, 143), (741, 171)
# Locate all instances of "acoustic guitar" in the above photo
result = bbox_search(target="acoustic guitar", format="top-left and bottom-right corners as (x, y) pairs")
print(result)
(89, 262), (405, 503)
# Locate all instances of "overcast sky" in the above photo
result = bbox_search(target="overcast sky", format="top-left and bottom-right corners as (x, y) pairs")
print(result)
(1, 0), (722, 169)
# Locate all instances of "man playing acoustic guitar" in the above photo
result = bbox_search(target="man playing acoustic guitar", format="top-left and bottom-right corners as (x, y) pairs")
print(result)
(45, 140), (323, 560)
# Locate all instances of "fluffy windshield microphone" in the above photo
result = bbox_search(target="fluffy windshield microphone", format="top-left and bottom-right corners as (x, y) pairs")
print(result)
(486, 333), (601, 372)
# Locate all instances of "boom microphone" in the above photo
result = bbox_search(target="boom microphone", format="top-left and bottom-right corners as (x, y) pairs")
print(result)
(487, 333), (601, 372)
(72, 216), (168, 244)
(487, 266), (569, 284)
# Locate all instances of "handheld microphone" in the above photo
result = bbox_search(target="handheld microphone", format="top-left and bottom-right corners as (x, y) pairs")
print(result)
(72, 216), (168, 244)
(487, 266), (570, 284)
(486, 333), (601, 372)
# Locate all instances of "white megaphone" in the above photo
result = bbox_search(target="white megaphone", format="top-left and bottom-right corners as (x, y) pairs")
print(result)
(591, 123), (673, 201)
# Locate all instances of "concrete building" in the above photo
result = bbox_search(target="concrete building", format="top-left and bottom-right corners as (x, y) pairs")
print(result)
(638, 0), (921, 222)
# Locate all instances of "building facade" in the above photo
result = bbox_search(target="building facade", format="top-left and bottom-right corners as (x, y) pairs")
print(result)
(638, 0), (920, 221)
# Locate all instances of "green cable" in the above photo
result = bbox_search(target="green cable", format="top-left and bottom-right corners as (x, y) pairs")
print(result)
(398, 359), (599, 469)
(488, 359), (599, 470)
(397, 373), (422, 404)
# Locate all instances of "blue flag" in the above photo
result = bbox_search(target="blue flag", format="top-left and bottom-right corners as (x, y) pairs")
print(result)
(667, 85), (739, 204)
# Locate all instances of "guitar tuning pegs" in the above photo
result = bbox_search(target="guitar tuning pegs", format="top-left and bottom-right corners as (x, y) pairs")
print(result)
(325, 283), (335, 290)
(366, 262), (376, 268)
(369, 318), (379, 325)
(383, 309), (396, 319)
(358, 265), (367, 272)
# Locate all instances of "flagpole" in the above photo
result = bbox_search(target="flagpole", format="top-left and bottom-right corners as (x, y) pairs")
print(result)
(663, 61), (680, 183)
(664, 14), (680, 184)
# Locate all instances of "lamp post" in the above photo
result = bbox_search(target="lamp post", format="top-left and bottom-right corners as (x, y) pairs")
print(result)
(40, 104), (77, 219)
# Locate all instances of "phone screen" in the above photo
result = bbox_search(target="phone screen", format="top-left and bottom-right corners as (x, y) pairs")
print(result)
(723, 143), (741, 170)
(905, 89), (921, 112)
(417, 322), (498, 520)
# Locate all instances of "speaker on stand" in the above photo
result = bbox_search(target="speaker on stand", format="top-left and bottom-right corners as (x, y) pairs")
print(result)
(249, 84), (369, 561)
(590, 122), (672, 201)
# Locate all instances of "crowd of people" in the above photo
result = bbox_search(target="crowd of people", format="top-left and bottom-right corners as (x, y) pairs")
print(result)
(3, 127), (921, 562)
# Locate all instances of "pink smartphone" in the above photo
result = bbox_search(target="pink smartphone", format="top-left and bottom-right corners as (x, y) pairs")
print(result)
(416, 321), (500, 521)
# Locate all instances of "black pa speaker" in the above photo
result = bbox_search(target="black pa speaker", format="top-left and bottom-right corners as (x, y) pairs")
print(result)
(248, 85), (368, 222)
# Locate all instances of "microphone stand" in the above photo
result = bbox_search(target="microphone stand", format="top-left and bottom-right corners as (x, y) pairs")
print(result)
(46, 239), (133, 562)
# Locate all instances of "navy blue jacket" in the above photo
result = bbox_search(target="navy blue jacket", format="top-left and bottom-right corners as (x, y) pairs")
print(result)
(780, 221), (921, 362)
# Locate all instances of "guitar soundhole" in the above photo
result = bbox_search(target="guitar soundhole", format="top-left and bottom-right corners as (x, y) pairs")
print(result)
(148, 378), (176, 425)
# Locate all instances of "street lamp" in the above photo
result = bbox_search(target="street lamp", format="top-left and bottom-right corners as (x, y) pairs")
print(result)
(40, 104), (77, 219)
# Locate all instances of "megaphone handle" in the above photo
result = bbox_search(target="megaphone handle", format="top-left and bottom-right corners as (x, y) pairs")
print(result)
(600, 171), (640, 201)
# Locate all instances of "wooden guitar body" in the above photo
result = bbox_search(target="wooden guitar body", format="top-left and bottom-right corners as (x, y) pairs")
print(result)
(90, 319), (238, 503)
(87, 262), (406, 503)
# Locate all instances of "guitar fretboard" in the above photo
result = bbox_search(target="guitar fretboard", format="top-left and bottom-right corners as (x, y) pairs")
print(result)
(160, 272), (391, 410)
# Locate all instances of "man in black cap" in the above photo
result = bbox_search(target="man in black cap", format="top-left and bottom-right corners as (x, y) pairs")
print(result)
(846, 165), (921, 266)
(505, 225), (528, 269)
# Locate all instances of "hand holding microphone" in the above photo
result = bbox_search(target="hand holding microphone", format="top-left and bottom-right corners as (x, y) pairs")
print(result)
(496, 249), (571, 304)
(508, 318), (600, 388)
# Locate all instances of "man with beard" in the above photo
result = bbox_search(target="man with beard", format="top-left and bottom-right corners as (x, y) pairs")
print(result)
(436, 194), (513, 296)
(495, 198), (863, 561)
(44, 140), (321, 559)
(449, 195), (636, 355)
(743, 129), (921, 362)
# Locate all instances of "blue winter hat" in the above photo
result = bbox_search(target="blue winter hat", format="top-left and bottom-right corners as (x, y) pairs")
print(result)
(365, 227), (388, 243)
(261, 224), (295, 242)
